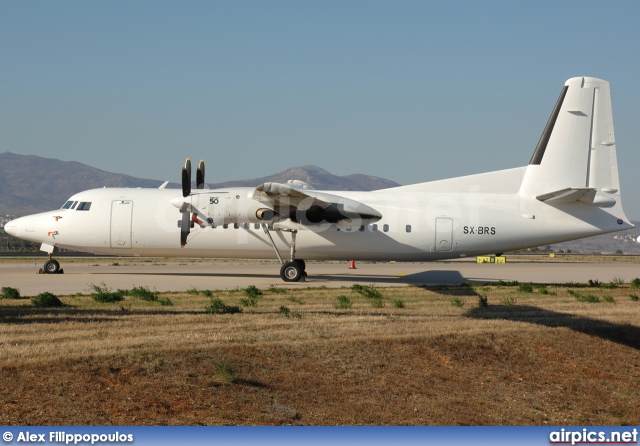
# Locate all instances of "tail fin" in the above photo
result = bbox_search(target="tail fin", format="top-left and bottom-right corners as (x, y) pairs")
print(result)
(520, 77), (626, 214)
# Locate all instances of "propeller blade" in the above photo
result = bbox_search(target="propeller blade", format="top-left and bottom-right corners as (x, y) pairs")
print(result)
(196, 160), (205, 189)
(182, 158), (192, 197)
(180, 210), (190, 247)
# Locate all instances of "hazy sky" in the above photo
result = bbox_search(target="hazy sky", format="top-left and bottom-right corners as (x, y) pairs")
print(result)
(2, 1), (639, 218)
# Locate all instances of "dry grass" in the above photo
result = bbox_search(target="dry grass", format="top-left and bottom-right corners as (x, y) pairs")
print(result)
(1, 283), (639, 425)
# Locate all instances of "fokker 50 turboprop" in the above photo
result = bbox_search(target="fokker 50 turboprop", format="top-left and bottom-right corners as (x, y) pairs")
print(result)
(5, 77), (634, 282)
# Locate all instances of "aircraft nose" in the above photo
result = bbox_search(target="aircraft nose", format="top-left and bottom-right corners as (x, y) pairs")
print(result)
(4, 219), (18, 236)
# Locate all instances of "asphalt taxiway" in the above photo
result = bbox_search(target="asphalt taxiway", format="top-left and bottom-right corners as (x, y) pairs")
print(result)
(0, 258), (638, 296)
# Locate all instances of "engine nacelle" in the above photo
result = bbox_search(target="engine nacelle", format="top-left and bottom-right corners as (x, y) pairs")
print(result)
(196, 190), (276, 226)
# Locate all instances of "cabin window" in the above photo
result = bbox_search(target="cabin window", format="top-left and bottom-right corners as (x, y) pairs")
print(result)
(406, 225), (411, 233)
(383, 224), (389, 233)
(61, 201), (74, 210)
(76, 202), (92, 211)
(234, 223), (239, 229)
(254, 224), (261, 230)
(243, 223), (250, 229)
(359, 225), (365, 232)
(223, 224), (228, 229)
(371, 224), (378, 232)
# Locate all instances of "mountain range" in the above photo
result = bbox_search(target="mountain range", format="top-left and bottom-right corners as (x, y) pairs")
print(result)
(0, 152), (399, 217)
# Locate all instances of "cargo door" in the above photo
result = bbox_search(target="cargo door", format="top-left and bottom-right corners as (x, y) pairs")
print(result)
(110, 200), (133, 248)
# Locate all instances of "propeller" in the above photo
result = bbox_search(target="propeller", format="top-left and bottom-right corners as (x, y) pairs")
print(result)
(178, 158), (206, 247)
(182, 158), (191, 197)
(196, 160), (205, 189)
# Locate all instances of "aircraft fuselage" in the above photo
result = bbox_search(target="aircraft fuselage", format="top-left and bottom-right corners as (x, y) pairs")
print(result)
(7, 182), (628, 262)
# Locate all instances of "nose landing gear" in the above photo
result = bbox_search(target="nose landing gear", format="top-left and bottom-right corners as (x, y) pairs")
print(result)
(40, 254), (64, 274)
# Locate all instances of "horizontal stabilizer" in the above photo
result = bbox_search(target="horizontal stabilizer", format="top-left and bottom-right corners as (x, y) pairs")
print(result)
(536, 188), (595, 203)
(536, 187), (616, 207)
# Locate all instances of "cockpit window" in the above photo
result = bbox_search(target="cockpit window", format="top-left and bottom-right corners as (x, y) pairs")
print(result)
(61, 201), (74, 209)
(70, 201), (78, 209)
(76, 202), (92, 211)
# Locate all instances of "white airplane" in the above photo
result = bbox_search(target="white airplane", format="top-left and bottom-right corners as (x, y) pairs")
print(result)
(5, 77), (634, 282)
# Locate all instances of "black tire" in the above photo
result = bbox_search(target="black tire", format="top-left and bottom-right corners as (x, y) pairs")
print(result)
(280, 261), (303, 282)
(294, 259), (306, 271)
(43, 259), (61, 274)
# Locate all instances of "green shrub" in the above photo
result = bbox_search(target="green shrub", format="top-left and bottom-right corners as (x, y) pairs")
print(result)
(128, 285), (158, 301)
(450, 297), (466, 308)
(212, 361), (235, 383)
(244, 285), (262, 299)
(570, 290), (600, 303)
(569, 289), (602, 302)
(268, 285), (287, 294)
(187, 286), (212, 296)
(288, 296), (305, 305)
(335, 295), (352, 309)
(518, 283), (534, 293)
(279, 306), (291, 317)
(630, 294), (639, 302)
(631, 278), (640, 288)
(239, 297), (258, 307)
(90, 283), (124, 303)
(602, 295), (615, 303)
(208, 299), (224, 313)
(610, 277), (625, 286)
(497, 280), (519, 287)
(351, 284), (382, 299)
(32, 292), (63, 307)
(158, 298), (173, 306)
(1, 286), (20, 299)
(478, 295), (488, 307)
(206, 298), (242, 314)
(370, 298), (384, 308)
(392, 299), (405, 309)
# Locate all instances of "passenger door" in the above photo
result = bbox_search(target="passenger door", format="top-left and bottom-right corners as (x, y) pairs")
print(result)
(110, 200), (133, 248)
(435, 217), (453, 252)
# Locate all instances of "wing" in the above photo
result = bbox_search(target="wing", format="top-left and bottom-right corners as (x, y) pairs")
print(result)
(253, 182), (382, 227)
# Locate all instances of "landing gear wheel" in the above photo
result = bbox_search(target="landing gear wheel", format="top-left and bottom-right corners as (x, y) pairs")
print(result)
(43, 259), (61, 274)
(294, 259), (306, 271)
(280, 261), (304, 282)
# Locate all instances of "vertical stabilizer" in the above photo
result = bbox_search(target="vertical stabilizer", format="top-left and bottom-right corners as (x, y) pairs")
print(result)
(520, 77), (622, 199)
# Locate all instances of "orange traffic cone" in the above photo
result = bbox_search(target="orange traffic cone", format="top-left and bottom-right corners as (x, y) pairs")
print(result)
(349, 260), (357, 269)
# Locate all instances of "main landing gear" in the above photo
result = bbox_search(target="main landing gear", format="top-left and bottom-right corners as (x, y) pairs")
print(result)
(40, 254), (64, 274)
(262, 225), (307, 282)
(280, 260), (306, 282)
